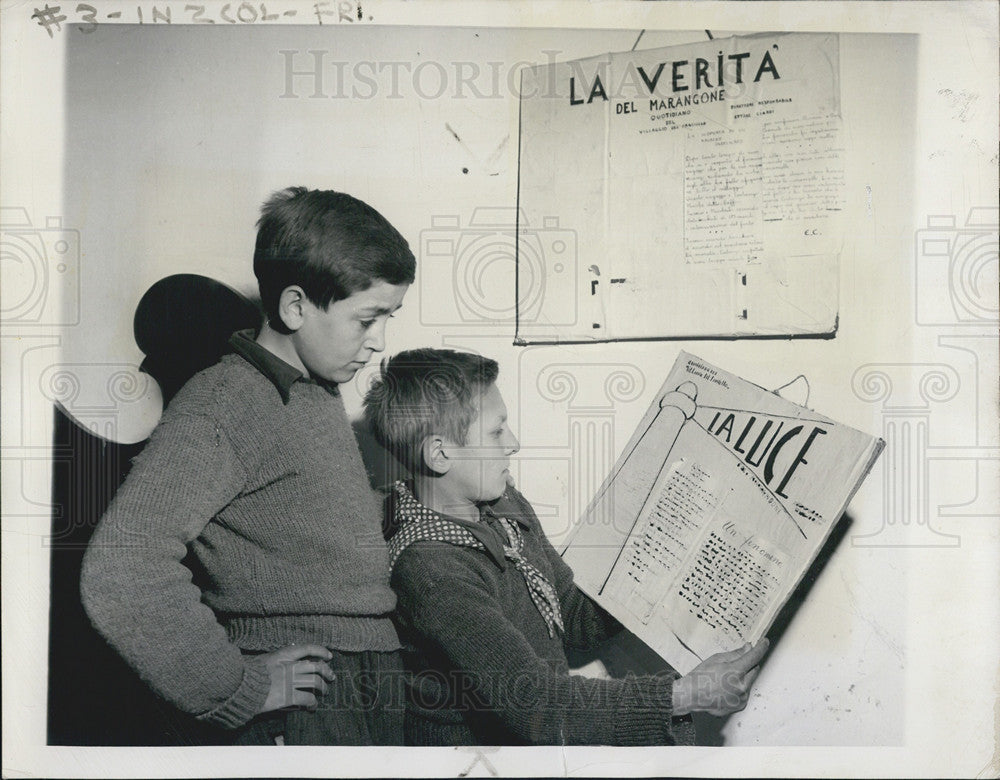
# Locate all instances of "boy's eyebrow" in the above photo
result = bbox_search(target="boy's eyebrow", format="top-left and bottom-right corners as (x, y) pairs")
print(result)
(356, 302), (404, 316)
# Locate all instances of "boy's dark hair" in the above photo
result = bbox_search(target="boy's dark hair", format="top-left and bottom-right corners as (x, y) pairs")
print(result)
(363, 348), (500, 472)
(253, 187), (416, 328)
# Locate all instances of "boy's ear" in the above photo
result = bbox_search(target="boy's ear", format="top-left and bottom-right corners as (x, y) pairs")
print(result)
(421, 434), (450, 476)
(276, 286), (308, 332)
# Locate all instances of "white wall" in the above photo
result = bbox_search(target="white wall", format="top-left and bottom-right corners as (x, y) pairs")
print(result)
(3, 2), (997, 775)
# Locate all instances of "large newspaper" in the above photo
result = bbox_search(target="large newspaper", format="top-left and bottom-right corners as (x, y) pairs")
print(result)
(561, 352), (883, 674)
(516, 33), (845, 342)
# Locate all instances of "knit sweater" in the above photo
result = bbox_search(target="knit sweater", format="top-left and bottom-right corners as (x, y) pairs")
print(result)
(391, 486), (696, 746)
(81, 332), (399, 729)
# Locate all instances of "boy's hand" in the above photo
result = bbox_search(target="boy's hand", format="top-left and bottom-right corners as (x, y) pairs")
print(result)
(258, 644), (335, 715)
(671, 639), (769, 717)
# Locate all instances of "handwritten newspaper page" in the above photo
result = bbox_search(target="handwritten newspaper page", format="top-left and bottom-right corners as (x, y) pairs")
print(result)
(516, 33), (845, 343)
(561, 352), (883, 674)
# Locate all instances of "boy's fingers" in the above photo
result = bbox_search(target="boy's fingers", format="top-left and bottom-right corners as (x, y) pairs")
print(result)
(290, 690), (319, 711)
(733, 639), (770, 673)
(304, 675), (329, 697)
(743, 666), (761, 689)
(712, 643), (751, 663)
(294, 659), (328, 675)
(290, 668), (332, 695)
(284, 644), (333, 662)
(299, 660), (336, 681)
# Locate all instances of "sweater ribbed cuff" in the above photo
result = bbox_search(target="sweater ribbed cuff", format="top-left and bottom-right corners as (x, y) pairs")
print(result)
(610, 672), (685, 746)
(195, 654), (271, 730)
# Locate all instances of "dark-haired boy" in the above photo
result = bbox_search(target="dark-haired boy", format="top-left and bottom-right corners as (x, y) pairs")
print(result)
(364, 348), (768, 746)
(82, 188), (415, 745)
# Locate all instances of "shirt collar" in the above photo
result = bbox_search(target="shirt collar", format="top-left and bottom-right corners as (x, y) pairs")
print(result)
(392, 481), (529, 570)
(228, 329), (339, 404)
(481, 493), (532, 530)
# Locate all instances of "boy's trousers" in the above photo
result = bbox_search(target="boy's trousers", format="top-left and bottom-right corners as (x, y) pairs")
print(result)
(232, 649), (405, 745)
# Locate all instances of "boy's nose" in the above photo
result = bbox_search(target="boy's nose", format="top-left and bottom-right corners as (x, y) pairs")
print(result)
(366, 322), (387, 352)
(505, 431), (520, 455)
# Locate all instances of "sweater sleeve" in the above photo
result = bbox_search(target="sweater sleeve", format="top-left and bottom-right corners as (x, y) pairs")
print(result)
(395, 546), (685, 746)
(540, 531), (624, 653)
(80, 411), (271, 728)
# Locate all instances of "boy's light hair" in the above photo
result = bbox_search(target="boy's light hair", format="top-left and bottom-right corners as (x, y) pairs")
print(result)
(363, 348), (499, 472)
(253, 187), (416, 331)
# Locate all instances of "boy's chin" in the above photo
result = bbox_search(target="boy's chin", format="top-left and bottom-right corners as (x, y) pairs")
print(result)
(478, 484), (508, 503)
(326, 365), (364, 384)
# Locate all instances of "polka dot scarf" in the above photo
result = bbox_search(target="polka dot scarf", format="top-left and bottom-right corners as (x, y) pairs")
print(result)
(389, 481), (565, 639)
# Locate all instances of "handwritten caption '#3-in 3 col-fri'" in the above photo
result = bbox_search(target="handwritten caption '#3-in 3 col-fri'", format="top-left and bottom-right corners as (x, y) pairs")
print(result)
(30, 1), (367, 37)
